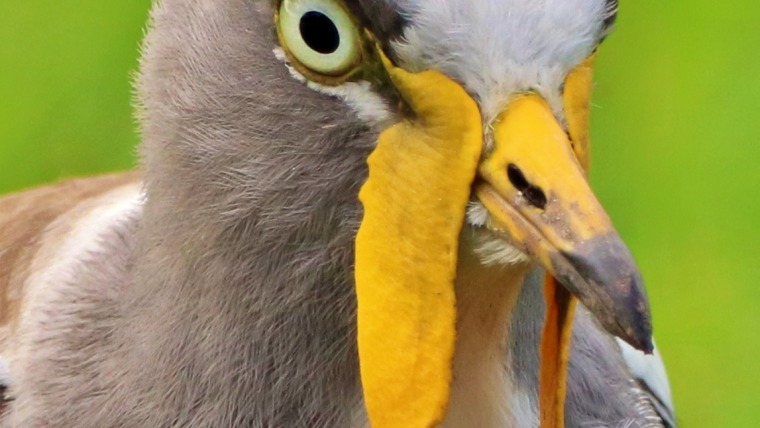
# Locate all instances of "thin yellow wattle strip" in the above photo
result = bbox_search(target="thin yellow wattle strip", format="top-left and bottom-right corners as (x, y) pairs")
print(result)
(355, 62), (482, 428)
(539, 55), (593, 426)
(562, 54), (596, 172)
(539, 276), (578, 428)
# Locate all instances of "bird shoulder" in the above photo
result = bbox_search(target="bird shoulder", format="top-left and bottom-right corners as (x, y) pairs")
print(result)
(0, 172), (141, 342)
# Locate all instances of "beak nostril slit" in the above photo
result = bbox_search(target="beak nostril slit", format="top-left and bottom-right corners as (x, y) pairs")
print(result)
(507, 164), (530, 191)
(507, 164), (548, 210)
(524, 186), (548, 210)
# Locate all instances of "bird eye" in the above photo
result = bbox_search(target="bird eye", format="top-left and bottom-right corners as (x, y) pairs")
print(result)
(278, 0), (362, 77)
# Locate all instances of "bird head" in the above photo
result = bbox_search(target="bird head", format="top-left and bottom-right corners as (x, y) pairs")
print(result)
(138, 0), (651, 426)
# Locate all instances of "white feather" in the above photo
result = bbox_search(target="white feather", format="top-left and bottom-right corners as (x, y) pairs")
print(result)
(467, 202), (530, 266)
(9, 184), (144, 398)
(273, 48), (394, 126)
(392, 0), (607, 123)
(617, 338), (675, 413)
(0, 356), (9, 387)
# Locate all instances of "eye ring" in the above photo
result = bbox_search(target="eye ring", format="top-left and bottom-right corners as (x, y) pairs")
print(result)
(277, 0), (363, 79)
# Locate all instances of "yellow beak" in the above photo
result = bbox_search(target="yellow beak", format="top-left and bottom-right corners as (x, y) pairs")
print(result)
(354, 53), (652, 428)
(476, 94), (653, 352)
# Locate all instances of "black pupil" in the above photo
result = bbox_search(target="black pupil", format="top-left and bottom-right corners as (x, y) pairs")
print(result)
(299, 11), (340, 54)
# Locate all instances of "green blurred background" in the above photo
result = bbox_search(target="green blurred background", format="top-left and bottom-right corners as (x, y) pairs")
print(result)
(1, 1), (757, 426)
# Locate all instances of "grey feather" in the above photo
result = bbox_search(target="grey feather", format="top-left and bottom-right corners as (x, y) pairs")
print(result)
(7, 0), (375, 425)
(1, 0), (674, 426)
(510, 269), (674, 427)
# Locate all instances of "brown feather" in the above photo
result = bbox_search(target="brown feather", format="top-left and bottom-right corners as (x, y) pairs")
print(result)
(0, 172), (140, 336)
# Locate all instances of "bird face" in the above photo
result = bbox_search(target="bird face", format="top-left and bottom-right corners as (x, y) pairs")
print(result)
(275, 0), (648, 344)
(139, 0), (650, 426)
(269, 0), (651, 424)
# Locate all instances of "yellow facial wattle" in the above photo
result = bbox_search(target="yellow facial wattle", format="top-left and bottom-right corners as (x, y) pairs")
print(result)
(354, 57), (483, 428)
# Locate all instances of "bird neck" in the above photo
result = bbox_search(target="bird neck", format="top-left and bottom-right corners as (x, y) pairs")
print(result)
(109, 184), (364, 425)
(442, 237), (532, 427)
(115, 188), (531, 425)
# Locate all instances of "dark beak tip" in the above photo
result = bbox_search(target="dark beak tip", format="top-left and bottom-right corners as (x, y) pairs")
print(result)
(620, 273), (654, 354)
(560, 235), (655, 354)
(640, 339), (655, 355)
(603, 271), (654, 354)
(618, 312), (654, 354)
(626, 333), (654, 354)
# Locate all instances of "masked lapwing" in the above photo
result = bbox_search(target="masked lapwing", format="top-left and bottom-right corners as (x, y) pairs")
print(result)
(0, 0), (675, 426)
